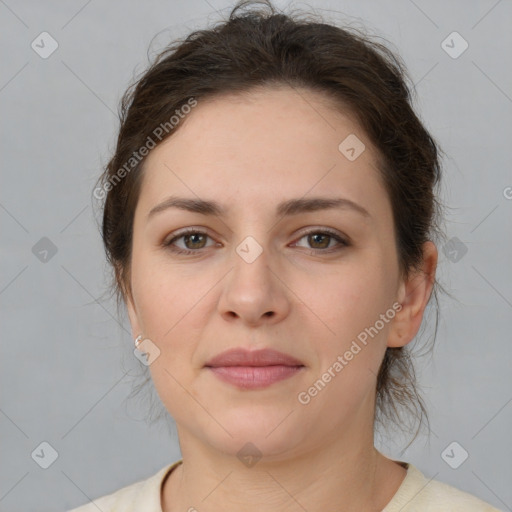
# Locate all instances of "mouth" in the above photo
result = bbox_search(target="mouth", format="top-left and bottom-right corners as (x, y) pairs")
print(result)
(204, 347), (305, 390)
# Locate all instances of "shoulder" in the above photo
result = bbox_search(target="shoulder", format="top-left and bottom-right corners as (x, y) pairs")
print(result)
(384, 463), (503, 512)
(66, 460), (182, 512)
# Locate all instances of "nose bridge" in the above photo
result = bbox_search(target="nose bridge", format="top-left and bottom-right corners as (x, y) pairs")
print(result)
(225, 204), (274, 270)
(218, 230), (289, 324)
(230, 232), (273, 296)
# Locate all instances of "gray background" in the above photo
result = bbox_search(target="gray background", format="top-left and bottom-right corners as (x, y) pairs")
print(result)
(1, 0), (511, 511)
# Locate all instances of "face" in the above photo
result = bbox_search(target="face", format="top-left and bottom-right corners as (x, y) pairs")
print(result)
(125, 86), (429, 461)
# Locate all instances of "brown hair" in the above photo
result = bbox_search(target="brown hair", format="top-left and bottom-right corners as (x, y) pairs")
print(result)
(95, 0), (445, 437)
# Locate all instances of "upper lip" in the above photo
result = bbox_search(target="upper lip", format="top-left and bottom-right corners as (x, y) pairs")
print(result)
(204, 348), (304, 367)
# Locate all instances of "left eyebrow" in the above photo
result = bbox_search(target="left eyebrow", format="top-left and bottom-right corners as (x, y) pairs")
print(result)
(147, 196), (371, 221)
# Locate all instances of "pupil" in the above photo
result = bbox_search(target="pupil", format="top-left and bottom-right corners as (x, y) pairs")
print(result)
(310, 234), (329, 248)
(187, 234), (204, 248)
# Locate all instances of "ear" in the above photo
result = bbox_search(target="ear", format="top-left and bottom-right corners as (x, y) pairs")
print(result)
(387, 241), (438, 348)
(125, 288), (142, 340)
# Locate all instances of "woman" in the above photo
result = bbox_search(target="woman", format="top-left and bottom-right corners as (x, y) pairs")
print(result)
(69, 0), (501, 510)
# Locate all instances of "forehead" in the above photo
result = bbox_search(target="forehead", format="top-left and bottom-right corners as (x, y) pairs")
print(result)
(136, 86), (390, 221)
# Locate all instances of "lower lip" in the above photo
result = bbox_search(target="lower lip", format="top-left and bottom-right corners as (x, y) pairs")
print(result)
(207, 365), (304, 389)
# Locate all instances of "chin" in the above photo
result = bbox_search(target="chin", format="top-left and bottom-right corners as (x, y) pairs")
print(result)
(206, 412), (307, 460)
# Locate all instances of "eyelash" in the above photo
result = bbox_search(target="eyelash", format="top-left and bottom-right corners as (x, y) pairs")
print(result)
(162, 227), (350, 256)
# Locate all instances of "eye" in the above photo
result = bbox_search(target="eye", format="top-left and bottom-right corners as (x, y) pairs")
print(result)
(163, 229), (216, 255)
(292, 229), (349, 252)
(162, 227), (349, 256)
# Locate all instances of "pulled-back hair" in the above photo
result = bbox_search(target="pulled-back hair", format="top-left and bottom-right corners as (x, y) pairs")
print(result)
(95, 0), (445, 437)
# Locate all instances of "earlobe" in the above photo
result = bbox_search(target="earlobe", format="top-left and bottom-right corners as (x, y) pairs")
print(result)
(387, 241), (438, 348)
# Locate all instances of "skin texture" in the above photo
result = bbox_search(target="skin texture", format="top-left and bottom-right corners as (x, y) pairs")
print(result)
(125, 86), (438, 511)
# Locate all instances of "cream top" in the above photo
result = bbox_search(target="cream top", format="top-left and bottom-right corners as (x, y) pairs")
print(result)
(67, 459), (502, 511)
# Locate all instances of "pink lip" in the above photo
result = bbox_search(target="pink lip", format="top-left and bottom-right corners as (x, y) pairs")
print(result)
(204, 348), (305, 390)
(205, 348), (304, 367)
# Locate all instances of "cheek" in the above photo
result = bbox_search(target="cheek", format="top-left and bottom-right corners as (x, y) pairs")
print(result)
(292, 253), (397, 405)
(131, 257), (208, 411)
(298, 259), (395, 342)
(130, 252), (219, 379)
(294, 268), (395, 420)
(131, 247), (197, 338)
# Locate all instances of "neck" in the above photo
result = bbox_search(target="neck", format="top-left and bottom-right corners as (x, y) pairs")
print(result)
(162, 421), (406, 512)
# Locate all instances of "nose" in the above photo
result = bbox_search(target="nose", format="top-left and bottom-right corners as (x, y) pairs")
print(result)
(217, 241), (291, 328)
